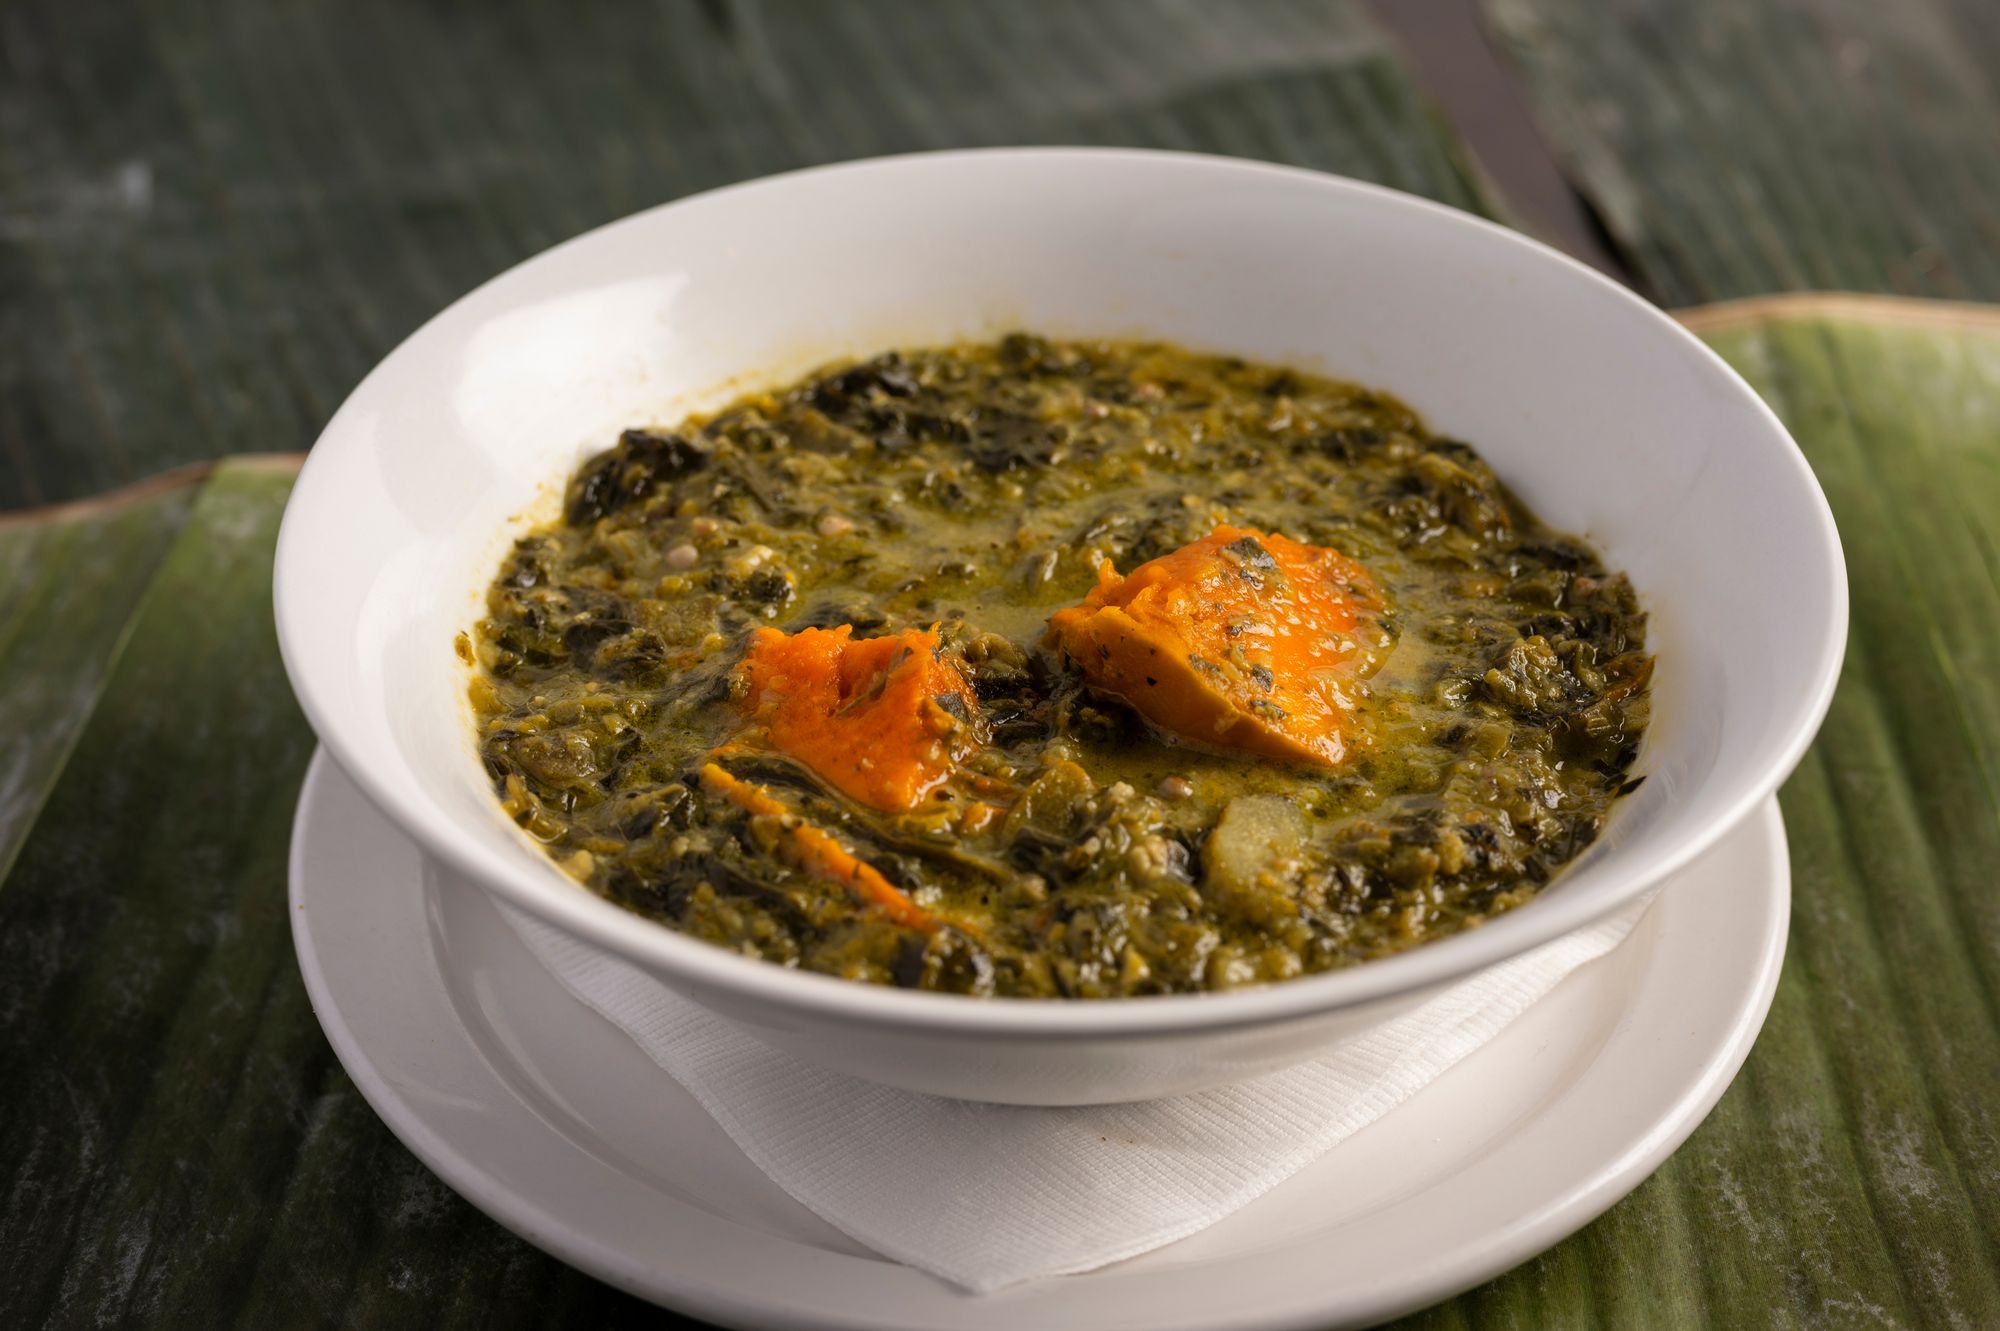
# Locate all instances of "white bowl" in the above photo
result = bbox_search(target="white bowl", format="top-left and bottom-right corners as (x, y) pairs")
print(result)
(275, 149), (1845, 1105)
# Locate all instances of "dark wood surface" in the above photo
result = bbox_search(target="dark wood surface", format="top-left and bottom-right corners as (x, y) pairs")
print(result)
(5, 3), (1999, 1328)
(1363, 0), (1632, 281)
(0, 0), (1483, 511)
(1485, 0), (2000, 304)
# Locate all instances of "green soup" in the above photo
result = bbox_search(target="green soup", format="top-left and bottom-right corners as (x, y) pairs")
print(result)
(470, 334), (1650, 997)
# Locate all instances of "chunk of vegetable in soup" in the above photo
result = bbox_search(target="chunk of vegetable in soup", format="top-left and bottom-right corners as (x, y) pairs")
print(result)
(471, 335), (1651, 998)
(1045, 525), (1391, 766)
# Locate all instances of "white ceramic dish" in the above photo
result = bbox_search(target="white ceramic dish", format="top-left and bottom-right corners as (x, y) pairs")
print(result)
(292, 751), (1790, 1327)
(274, 148), (1844, 1104)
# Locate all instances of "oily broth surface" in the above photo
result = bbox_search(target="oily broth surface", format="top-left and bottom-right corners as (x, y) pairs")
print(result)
(470, 335), (1651, 997)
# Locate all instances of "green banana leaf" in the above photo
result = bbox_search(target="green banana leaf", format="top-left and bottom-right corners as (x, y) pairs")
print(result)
(1402, 297), (2000, 1330)
(3, 301), (1997, 1327)
(0, 470), (198, 882)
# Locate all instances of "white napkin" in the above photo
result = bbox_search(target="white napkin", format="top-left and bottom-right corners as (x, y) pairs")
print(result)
(501, 899), (1647, 1293)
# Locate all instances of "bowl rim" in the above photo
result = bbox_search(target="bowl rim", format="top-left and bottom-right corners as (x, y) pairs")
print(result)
(275, 145), (1847, 1040)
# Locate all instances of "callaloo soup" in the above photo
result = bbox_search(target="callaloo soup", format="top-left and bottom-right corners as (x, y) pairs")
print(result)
(470, 335), (1651, 998)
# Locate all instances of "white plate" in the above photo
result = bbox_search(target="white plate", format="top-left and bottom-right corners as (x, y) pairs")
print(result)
(292, 751), (1788, 1330)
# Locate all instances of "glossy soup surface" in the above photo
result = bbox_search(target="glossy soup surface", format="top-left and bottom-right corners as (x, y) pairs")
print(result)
(469, 335), (1651, 998)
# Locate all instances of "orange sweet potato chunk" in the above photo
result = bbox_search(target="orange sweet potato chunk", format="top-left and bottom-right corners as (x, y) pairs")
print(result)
(698, 763), (940, 931)
(736, 625), (980, 812)
(1044, 525), (1388, 766)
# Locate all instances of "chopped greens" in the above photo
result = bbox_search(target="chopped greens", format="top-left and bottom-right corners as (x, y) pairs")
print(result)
(471, 335), (1651, 997)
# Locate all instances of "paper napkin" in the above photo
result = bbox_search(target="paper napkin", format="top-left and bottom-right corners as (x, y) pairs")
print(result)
(501, 900), (1646, 1293)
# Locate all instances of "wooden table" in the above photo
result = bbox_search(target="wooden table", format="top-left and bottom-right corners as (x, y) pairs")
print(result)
(4, 3), (1996, 1325)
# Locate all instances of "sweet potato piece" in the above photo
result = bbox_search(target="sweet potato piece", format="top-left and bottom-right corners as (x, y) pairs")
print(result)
(1044, 525), (1388, 765)
(736, 625), (980, 812)
(699, 763), (939, 932)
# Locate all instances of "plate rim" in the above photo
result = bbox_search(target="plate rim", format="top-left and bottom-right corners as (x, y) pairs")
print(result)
(290, 748), (1790, 1330)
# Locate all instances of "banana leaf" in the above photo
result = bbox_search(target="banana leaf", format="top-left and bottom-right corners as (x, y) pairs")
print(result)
(1399, 297), (2000, 1329)
(0, 469), (198, 882)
